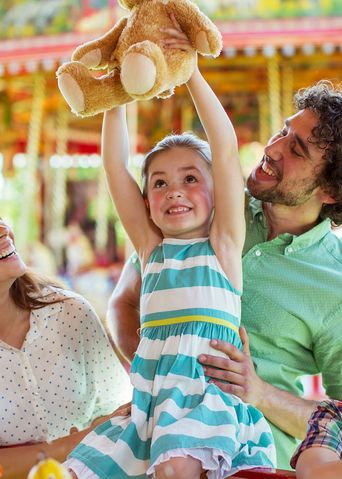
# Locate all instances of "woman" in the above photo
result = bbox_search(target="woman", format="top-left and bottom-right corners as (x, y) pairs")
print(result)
(0, 219), (132, 478)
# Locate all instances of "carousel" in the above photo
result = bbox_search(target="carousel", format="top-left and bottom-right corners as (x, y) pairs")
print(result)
(1, 0), (341, 330)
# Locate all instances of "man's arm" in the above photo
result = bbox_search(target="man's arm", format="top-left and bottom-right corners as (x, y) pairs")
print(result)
(295, 447), (342, 479)
(198, 327), (318, 439)
(106, 258), (141, 364)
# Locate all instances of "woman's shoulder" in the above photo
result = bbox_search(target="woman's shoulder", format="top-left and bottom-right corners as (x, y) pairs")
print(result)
(40, 286), (98, 317)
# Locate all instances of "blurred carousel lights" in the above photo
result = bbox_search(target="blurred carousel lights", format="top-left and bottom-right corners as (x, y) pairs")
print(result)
(322, 43), (335, 55)
(223, 46), (236, 58)
(262, 44), (276, 58)
(42, 58), (55, 72)
(49, 154), (101, 169)
(8, 62), (21, 75)
(13, 153), (27, 168)
(244, 45), (257, 57)
(281, 44), (295, 57)
(26, 60), (39, 74)
(301, 43), (315, 56)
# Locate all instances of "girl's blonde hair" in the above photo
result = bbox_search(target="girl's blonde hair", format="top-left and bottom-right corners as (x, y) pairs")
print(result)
(141, 133), (211, 197)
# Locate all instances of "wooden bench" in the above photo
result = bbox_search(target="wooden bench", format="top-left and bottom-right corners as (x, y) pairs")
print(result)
(232, 468), (296, 478)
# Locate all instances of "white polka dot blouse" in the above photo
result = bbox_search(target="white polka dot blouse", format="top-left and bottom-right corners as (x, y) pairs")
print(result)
(0, 287), (132, 445)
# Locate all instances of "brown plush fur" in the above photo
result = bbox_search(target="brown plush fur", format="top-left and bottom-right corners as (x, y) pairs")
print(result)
(57, 0), (222, 117)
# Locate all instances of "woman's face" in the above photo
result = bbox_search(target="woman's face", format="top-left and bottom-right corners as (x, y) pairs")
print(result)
(0, 221), (27, 283)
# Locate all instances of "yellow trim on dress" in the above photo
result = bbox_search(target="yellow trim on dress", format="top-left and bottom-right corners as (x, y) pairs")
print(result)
(141, 315), (239, 334)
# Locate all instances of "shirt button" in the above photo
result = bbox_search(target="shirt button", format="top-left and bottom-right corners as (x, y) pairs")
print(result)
(287, 246), (293, 253)
(255, 250), (261, 257)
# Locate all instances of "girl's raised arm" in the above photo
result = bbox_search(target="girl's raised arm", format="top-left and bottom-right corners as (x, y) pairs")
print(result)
(187, 69), (245, 290)
(102, 107), (161, 258)
(186, 68), (245, 248)
(163, 15), (245, 289)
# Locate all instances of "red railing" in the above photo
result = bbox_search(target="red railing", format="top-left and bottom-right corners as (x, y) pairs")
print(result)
(232, 468), (296, 478)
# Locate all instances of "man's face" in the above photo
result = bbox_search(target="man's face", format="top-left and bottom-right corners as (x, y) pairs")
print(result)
(247, 109), (327, 206)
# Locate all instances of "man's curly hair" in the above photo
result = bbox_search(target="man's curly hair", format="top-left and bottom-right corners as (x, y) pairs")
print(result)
(294, 80), (342, 225)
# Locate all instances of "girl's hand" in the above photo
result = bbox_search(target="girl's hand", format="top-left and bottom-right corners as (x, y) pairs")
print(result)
(73, 401), (132, 433)
(160, 13), (194, 53)
(92, 401), (132, 427)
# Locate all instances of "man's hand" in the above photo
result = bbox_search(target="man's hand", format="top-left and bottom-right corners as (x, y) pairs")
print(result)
(198, 327), (265, 407)
(199, 331), (319, 440)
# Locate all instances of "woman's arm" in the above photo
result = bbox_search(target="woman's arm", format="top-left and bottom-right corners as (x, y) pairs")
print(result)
(0, 404), (131, 479)
(102, 107), (161, 257)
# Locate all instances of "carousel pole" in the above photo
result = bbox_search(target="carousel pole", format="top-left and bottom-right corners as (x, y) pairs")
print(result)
(52, 105), (69, 269)
(94, 163), (110, 259)
(266, 54), (282, 134)
(17, 73), (46, 258)
(257, 92), (270, 146)
(281, 61), (294, 121)
(181, 99), (193, 131)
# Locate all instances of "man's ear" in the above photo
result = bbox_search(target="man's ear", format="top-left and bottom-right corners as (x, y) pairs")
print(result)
(321, 191), (337, 205)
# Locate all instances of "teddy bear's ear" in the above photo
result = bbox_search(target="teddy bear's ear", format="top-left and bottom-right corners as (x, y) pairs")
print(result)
(118, 0), (143, 9)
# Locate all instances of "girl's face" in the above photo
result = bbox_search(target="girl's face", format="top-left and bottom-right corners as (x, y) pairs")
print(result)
(146, 147), (214, 239)
(0, 221), (27, 283)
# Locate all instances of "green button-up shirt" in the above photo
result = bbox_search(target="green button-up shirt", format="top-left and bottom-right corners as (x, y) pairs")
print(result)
(243, 195), (342, 469)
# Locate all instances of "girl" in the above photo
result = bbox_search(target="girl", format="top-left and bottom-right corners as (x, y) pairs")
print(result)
(66, 17), (276, 479)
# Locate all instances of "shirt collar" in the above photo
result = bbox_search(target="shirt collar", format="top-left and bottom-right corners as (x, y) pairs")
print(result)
(247, 194), (332, 250)
(23, 288), (64, 346)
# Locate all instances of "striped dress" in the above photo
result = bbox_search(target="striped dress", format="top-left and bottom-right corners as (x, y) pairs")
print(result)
(67, 238), (276, 478)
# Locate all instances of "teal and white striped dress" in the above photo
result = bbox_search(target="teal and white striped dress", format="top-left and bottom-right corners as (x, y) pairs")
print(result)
(66, 238), (276, 478)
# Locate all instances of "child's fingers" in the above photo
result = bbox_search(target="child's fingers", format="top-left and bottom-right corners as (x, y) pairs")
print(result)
(169, 12), (182, 31)
(162, 40), (193, 52)
(160, 27), (187, 40)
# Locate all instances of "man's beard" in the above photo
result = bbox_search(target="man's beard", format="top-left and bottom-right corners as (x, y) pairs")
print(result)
(246, 175), (321, 207)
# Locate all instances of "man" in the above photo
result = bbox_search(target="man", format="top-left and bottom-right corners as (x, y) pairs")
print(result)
(106, 80), (342, 469)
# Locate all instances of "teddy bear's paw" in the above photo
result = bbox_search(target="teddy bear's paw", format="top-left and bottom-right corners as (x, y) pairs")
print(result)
(121, 53), (157, 95)
(157, 88), (174, 99)
(195, 31), (222, 57)
(76, 48), (102, 68)
(57, 72), (85, 115)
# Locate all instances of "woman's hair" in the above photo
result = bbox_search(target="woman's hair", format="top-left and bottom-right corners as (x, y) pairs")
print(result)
(294, 80), (342, 225)
(141, 133), (212, 197)
(10, 270), (67, 311)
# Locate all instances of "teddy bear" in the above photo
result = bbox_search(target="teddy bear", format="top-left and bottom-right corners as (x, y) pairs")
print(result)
(56, 0), (222, 117)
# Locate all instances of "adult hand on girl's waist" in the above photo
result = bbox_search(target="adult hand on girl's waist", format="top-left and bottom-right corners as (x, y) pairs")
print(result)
(198, 326), (265, 408)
